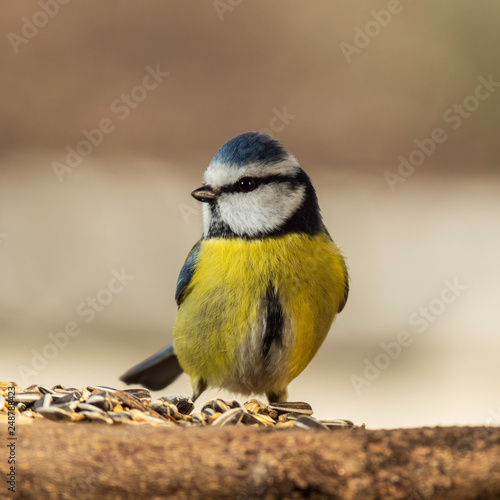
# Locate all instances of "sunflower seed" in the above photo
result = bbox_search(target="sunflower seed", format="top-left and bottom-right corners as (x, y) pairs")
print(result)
(79, 411), (113, 424)
(294, 415), (330, 431)
(15, 403), (26, 412)
(320, 419), (355, 429)
(202, 399), (230, 414)
(38, 386), (55, 395)
(54, 401), (79, 412)
(268, 402), (313, 415)
(76, 403), (107, 414)
(149, 400), (180, 419)
(127, 409), (169, 425)
(13, 392), (43, 404)
(25, 384), (41, 392)
(38, 406), (73, 421)
(213, 399), (230, 413)
(86, 385), (118, 393)
(51, 391), (81, 405)
(202, 407), (215, 417)
(87, 393), (119, 412)
(107, 412), (133, 424)
(123, 388), (151, 402)
(211, 407), (245, 426)
(164, 395), (195, 415)
(190, 412), (208, 425)
(33, 394), (52, 411)
(277, 412), (302, 422)
(9, 383), (357, 429)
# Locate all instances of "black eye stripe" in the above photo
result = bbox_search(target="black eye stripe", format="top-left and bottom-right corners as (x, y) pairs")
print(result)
(219, 175), (298, 195)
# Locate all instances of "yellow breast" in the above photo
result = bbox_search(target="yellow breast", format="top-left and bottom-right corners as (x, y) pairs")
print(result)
(173, 232), (347, 394)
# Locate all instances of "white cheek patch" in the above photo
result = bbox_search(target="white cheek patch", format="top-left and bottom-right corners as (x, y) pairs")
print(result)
(217, 183), (306, 237)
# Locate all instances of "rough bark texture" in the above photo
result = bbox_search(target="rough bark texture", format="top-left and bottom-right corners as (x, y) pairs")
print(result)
(2, 422), (499, 499)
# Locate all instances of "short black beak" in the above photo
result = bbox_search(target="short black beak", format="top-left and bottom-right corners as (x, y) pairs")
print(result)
(191, 185), (217, 203)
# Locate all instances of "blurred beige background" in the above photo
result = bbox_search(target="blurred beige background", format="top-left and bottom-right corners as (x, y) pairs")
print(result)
(1, 1), (499, 428)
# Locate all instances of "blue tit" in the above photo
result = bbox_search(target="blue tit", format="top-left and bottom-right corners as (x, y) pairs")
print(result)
(120, 132), (349, 403)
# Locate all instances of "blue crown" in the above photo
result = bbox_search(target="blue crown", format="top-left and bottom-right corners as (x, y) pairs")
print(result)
(211, 132), (289, 167)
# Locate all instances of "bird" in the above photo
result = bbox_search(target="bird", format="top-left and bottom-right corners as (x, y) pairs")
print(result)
(120, 132), (349, 403)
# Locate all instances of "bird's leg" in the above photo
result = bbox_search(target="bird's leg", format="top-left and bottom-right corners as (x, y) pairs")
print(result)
(192, 378), (207, 402)
(266, 388), (288, 403)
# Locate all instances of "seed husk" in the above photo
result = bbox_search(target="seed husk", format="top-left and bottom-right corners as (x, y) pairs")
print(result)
(113, 390), (167, 421)
(243, 402), (261, 415)
(241, 412), (267, 426)
(249, 413), (275, 427)
(275, 420), (296, 429)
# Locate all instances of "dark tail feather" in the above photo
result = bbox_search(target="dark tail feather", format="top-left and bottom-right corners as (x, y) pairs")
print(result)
(119, 343), (183, 391)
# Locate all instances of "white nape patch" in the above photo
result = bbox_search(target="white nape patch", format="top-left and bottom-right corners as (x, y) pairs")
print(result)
(218, 182), (306, 237)
(204, 157), (300, 187)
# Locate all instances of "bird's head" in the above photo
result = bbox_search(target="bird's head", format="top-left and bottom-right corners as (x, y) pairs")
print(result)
(192, 132), (323, 239)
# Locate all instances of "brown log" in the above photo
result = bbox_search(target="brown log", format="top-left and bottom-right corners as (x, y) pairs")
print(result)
(2, 422), (499, 499)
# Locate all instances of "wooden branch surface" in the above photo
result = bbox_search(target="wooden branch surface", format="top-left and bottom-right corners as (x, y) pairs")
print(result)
(1, 422), (499, 499)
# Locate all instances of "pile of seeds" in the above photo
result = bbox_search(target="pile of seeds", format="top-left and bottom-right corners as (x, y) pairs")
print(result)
(0, 382), (355, 430)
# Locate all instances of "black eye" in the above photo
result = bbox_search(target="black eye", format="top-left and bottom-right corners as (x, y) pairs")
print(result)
(238, 177), (257, 193)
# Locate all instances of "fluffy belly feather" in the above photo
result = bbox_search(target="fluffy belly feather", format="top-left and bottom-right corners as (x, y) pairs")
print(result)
(173, 232), (346, 396)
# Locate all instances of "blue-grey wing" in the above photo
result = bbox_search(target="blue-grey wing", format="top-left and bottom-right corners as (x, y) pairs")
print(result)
(175, 240), (201, 307)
